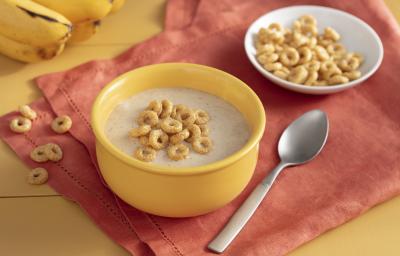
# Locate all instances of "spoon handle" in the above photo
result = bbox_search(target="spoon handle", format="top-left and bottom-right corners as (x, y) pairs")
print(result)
(208, 162), (287, 254)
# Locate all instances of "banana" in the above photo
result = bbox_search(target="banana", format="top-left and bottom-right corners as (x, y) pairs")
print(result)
(0, 0), (71, 47)
(31, 0), (112, 23)
(0, 32), (65, 62)
(111, 0), (125, 13)
(69, 20), (101, 43)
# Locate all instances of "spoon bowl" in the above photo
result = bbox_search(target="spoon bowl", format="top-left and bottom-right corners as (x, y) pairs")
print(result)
(279, 110), (329, 165)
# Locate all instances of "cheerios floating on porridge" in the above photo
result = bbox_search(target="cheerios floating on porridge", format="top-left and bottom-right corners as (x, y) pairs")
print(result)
(124, 99), (213, 162)
(255, 15), (364, 86)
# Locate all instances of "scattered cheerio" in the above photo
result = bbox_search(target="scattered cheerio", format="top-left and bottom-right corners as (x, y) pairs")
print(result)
(51, 115), (72, 134)
(28, 167), (48, 185)
(19, 105), (37, 120)
(9, 116), (32, 133)
(30, 143), (63, 163)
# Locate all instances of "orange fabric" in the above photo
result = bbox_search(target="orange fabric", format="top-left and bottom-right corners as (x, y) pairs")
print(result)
(1, 0), (400, 255)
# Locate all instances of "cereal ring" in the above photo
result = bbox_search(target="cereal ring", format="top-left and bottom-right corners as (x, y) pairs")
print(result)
(134, 146), (156, 162)
(9, 116), (31, 133)
(139, 135), (150, 146)
(320, 61), (342, 80)
(317, 35), (334, 47)
(28, 167), (48, 185)
(198, 124), (209, 136)
(160, 117), (183, 134)
(170, 129), (190, 144)
(314, 46), (330, 61)
(279, 47), (299, 67)
(281, 66), (290, 74)
(30, 145), (48, 163)
(149, 129), (169, 150)
(176, 108), (196, 127)
(283, 29), (293, 43)
(298, 15), (317, 26)
(171, 104), (187, 119)
(350, 53), (364, 64)
(195, 109), (210, 125)
(263, 62), (283, 72)
(343, 70), (362, 81)
(328, 75), (349, 85)
(288, 66), (308, 84)
(304, 71), (319, 85)
(257, 28), (269, 44)
(326, 43), (346, 57)
(268, 23), (283, 33)
(192, 137), (213, 154)
(273, 69), (289, 80)
(273, 44), (285, 53)
(129, 124), (151, 137)
(186, 124), (201, 143)
(265, 29), (284, 44)
(257, 53), (279, 64)
(44, 143), (63, 162)
(298, 47), (312, 64)
(137, 110), (159, 127)
(307, 37), (318, 48)
(51, 115), (72, 134)
(303, 60), (321, 71)
(160, 100), (173, 119)
(312, 80), (328, 86)
(300, 24), (318, 37)
(256, 43), (275, 55)
(167, 144), (189, 161)
(338, 57), (360, 72)
(324, 27), (340, 41)
(146, 100), (162, 115)
(291, 32), (308, 48)
(320, 61), (340, 73)
(19, 105), (37, 120)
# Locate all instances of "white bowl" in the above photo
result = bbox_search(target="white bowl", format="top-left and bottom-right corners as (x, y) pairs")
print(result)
(244, 5), (384, 95)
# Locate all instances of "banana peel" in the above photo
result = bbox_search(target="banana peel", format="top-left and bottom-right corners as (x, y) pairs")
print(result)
(69, 20), (101, 43)
(0, 32), (65, 62)
(0, 0), (71, 46)
(31, 0), (112, 23)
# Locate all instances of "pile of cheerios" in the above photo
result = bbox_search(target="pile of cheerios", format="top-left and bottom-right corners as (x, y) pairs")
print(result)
(9, 104), (73, 185)
(130, 99), (212, 162)
(256, 15), (364, 86)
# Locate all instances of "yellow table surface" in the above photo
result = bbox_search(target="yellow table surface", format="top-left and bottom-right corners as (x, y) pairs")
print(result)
(1, 1), (399, 255)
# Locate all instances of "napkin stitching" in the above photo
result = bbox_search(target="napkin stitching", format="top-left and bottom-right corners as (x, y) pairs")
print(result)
(148, 215), (184, 256)
(22, 132), (138, 237)
(58, 87), (92, 130)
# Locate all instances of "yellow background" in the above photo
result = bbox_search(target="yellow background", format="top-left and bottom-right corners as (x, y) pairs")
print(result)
(0, 1), (399, 255)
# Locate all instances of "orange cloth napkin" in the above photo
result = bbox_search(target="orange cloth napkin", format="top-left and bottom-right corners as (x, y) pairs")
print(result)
(1, 0), (400, 255)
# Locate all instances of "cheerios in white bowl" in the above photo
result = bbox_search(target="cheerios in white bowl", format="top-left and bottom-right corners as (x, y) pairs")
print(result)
(244, 5), (383, 94)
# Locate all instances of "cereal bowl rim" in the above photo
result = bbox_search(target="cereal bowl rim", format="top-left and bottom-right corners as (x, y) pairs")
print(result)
(91, 63), (266, 176)
(244, 5), (384, 94)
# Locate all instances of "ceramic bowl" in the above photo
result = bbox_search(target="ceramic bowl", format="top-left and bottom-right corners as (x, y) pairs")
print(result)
(244, 5), (384, 94)
(91, 63), (266, 217)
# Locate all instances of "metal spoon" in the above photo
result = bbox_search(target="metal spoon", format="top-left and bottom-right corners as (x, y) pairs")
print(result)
(208, 109), (329, 253)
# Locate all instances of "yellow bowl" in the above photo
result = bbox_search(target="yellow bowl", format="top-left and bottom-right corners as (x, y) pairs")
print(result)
(91, 63), (266, 217)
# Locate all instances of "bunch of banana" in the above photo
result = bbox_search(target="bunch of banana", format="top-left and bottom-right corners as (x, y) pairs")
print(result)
(0, 0), (125, 63)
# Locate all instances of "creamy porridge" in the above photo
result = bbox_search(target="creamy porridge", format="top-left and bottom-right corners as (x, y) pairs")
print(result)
(105, 88), (250, 167)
